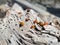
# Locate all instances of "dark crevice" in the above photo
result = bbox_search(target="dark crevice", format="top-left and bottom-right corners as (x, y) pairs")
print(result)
(18, 34), (25, 40)
(18, 39), (23, 44)
(8, 39), (11, 43)
(16, 41), (21, 45)
(25, 34), (32, 38)
(42, 32), (60, 42)
(0, 11), (6, 18)
(28, 30), (34, 34)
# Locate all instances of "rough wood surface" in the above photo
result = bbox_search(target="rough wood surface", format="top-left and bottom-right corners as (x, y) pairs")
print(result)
(0, 1), (60, 45)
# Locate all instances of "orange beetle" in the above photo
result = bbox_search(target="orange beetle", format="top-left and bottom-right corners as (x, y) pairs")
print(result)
(33, 20), (39, 24)
(25, 18), (30, 21)
(38, 22), (49, 27)
(30, 25), (36, 29)
(19, 21), (25, 27)
(38, 22), (44, 27)
(44, 22), (49, 26)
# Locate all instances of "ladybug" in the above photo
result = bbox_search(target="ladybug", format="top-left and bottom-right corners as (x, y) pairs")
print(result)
(25, 18), (30, 21)
(19, 21), (25, 27)
(30, 25), (36, 29)
(44, 22), (48, 26)
(33, 20), (39, 24)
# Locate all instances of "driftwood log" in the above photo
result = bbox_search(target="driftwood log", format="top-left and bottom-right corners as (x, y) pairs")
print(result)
(0, 0), (60, 45)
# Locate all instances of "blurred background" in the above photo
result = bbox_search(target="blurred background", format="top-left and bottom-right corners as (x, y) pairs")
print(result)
(0, 0), (60, 17)
(26, 0), (60, 17)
